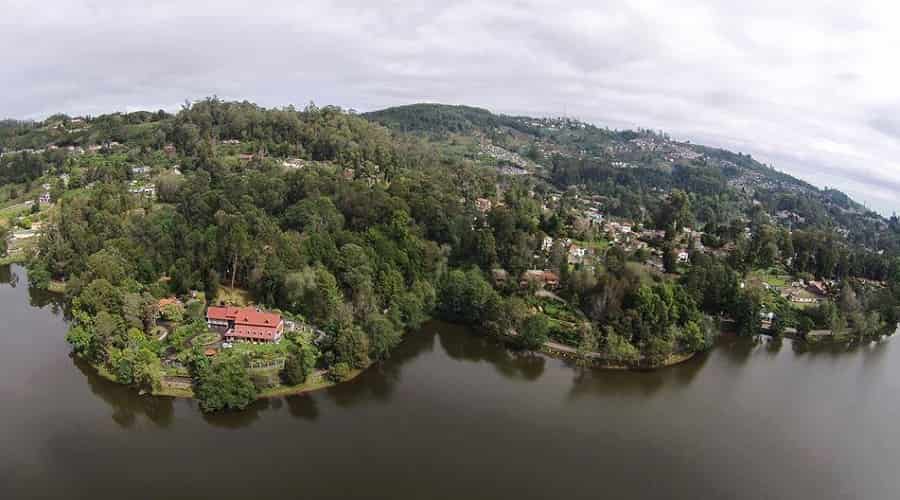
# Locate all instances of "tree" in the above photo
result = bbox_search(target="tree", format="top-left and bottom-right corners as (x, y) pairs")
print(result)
(365, 313), (403, 361)
(437, 268), (501, 325)
(65, 324), (96, 360)
(603, 329), (639, 363)
(518, 314), (550, 350)
(327, 362), (351, 382)
(282, 336), (319, 386)
(194, 354), (258, 412)
(662, 244), (678, 273)
(733, 289), (763, 337)
(160, 302), (185, 323)
(575, 324), (598, 368)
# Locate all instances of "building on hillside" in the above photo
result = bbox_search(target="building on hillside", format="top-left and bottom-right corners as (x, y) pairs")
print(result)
(567, 245), (586, 265)
(677, 250), (690, 264)
(132, 166), (151, 176)
(585, 209), (604, 226)
(541, 236), (554, 252)
(474, 198), (492, 214)
(128, 181), (156, 199)
(38, 192), (51, 205)
(282, 158), (305, 169)
(520, 270), (560, 289)
(158, 297), (183, 310)
(491, 268), (509, 286)
(207, 306), (284, 344)
(783, 289), (817, 304)
(807, 281), (828, 297)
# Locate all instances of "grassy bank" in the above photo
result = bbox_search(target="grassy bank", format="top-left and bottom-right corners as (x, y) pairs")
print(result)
(150, 367), (368, 400)
(0, 253), (28, 265)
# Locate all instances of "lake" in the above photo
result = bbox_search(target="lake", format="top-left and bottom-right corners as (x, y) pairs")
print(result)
(2, 263), (899, 499)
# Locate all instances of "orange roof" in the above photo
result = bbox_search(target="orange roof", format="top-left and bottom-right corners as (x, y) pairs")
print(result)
(207, 306), (282, 331)
(158, 297), (181, 308)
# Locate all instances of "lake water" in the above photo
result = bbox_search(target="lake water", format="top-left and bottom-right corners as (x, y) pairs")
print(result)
(2, 263), (899, 499)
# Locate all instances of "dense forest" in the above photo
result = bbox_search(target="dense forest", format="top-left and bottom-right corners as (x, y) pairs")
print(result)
(2, 99), (899, 411)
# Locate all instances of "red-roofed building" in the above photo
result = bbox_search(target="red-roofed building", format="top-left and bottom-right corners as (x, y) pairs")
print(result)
(206, 306), (284, 344)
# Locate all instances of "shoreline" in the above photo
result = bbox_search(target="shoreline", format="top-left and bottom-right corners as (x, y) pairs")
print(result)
(153, 367), (369, 401)
(540, 340), (698, 370)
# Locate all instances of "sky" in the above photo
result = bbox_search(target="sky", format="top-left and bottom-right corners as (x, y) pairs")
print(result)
(2, 0), (900, 214)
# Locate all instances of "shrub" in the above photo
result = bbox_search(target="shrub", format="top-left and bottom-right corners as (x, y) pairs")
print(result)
(327, 362), (351, 382)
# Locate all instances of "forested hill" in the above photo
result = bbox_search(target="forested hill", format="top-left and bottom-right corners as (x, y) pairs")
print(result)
(364, 103), (885, 248)
(1, 98), (900, 412)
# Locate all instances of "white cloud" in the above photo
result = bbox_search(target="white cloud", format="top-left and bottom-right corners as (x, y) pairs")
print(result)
(1, 0), (899, 213)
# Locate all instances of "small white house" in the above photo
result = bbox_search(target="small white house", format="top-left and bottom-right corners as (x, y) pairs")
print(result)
(541, 236), (554, 252)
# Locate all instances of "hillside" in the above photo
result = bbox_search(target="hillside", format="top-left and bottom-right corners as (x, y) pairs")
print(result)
(0, 98), (899, 412)
(364, 103), (889, 250)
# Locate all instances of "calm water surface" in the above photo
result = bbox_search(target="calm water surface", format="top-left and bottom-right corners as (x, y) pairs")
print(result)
(2, 264), (899, 499)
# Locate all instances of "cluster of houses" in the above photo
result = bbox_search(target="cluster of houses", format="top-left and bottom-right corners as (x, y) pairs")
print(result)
(0, 141), (125, 159)
(479, 142), (533, 170)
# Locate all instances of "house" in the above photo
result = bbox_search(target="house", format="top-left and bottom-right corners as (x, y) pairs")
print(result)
(132, 166), (151, 176)
(158, 297), (183, 309)
(238, 153), (255, 161)
(520, 270), (560, 289)
(207, 306), (284, 344)
(474, 198), (493, 214)
(38, 192), (52, 205)
(568, 245), (586, 265)
(807, 281), (828, 297)
(785, 291), (817, 304)
(585, 209), (604, 226)
(541, 236), (554, 252)
(491, 268), (509, 286)
(282, 158), (305, 169)
(676, 250), (690, 264)
(128, 181), (156, 199)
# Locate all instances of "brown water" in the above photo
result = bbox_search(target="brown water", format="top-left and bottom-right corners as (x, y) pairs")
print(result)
(1, 263), (899, 499)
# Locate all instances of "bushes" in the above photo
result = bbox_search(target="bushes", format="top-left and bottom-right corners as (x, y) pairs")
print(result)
(437, 268), (500, 325)
(327, 362), (351, 382)
(160, 302), (185, 323)
(193, 353), (258, 412)
(281, 335), (320, 386)
(518, 314), (550, 350)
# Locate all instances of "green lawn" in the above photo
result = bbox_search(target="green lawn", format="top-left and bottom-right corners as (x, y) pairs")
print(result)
(747, 267), (791, 288)
(214, 286), (252, 306)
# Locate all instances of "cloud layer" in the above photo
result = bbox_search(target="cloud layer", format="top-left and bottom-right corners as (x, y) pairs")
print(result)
(2, 0), (899, 213)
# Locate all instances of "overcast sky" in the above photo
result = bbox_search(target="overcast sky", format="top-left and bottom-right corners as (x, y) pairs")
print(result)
(2, 0), (899, 214)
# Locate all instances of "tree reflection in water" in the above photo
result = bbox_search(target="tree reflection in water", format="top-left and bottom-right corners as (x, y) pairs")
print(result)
(74, 355), (175, 429)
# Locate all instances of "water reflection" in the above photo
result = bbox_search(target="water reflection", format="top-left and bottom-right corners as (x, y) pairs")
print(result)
(286, 394), (320, 420)
(203, 400), (267, 428)
(435, 323), (547, 381)
(74, 356), (175, 428)
(0, 263), (18, 286)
